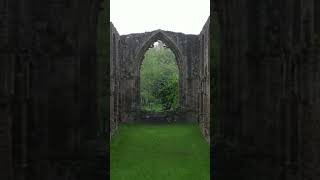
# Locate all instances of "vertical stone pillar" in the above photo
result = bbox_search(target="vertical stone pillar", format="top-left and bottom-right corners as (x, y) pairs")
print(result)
(0, 59), (14, 180)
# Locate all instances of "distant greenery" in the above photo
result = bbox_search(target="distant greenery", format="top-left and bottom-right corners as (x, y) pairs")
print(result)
(140, 44), (179, 112)
(111, 123), (210, 180)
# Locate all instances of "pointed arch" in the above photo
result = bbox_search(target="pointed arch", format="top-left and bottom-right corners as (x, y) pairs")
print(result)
(135, 30), (185, 110)
(134, 30), (184, 73)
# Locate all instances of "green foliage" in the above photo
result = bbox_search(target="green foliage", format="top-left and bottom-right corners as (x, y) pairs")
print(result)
(111, 123), (210, 180)
(140, 45), (179, 112)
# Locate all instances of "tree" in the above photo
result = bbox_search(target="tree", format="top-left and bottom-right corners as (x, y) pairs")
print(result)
(140, 42), (179, 112)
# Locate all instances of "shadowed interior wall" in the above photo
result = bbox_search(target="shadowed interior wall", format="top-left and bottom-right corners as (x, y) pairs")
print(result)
(110, 23), (120, 137)
(0, 0), (108, 179)
(0, 1), (210, 178)
(213, 1), (320, 180)
(3, 0), (320, 180)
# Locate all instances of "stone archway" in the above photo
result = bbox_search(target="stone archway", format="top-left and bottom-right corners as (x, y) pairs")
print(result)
(134, 31), (184, 110)
(116, 29), (202, 122)
(134, 31), (184, 72)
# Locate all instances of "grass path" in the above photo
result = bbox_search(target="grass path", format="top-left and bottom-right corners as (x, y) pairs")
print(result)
(110, 123), (210, 180)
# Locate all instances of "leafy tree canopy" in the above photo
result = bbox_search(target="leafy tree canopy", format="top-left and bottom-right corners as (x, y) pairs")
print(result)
(140, 41), (179, 112)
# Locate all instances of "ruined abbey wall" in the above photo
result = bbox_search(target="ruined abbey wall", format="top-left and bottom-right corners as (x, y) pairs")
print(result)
(119, 30), (200, 119)
(110, 23), (121, 137)
(109, 23), (211, 143)
(213, 1), (320, 180)
(2, 0), (320, 179)
(0, 1), (108, 179)
(199, 18), (210, 142)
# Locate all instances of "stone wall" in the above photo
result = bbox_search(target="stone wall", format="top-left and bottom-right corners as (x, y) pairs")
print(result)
(0, 0), (210, 178)
(213, 1), (320, 180)
(110, 22), (120, 137)
(118, 30), (201, 121)
(0, 0), (108, 179)
(0, 60), (14, 180)
(0, 1), (12, 179)
(199, 18), (210, 142)
(2, 0), (320, 179)
(109, 25), (211, 143)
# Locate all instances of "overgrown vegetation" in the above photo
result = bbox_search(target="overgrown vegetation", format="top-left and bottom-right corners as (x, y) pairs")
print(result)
(140, 42), (179, 112)
(111, 123), (210, 180)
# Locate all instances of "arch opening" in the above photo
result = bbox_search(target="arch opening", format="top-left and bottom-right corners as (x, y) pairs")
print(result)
(134, 31), (185, 112)
(139, 40), (180, 112)
(135, 31), (183, 73)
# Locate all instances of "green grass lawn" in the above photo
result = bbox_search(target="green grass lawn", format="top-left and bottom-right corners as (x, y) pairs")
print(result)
(110, 123), (210, 180)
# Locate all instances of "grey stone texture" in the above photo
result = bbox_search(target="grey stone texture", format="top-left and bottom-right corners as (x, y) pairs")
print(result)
(120, 30), (200, 116)
(213, 0), (320, 180)
(0, 0), (107, 180)
(0, 0), (210, 179)
(110, 23), (120, 137)
(199, 18), (210, 142)
(109, 20), (211, 142)
(2, 0), (320, 179)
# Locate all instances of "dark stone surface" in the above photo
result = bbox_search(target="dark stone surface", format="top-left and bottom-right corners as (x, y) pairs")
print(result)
(1, 0), (320, 180)
(0, 1), (210, 179)
(127, 111), (198, 124)
(110, 22), (121, 137)
(0, 0), (107, 179)
(213, 1), (320, 179)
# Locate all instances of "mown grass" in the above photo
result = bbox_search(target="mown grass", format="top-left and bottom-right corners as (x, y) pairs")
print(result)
(110, 123), (210, 180)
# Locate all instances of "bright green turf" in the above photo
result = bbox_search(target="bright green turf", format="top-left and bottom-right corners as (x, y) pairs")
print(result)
(110, 123), (210, 180)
